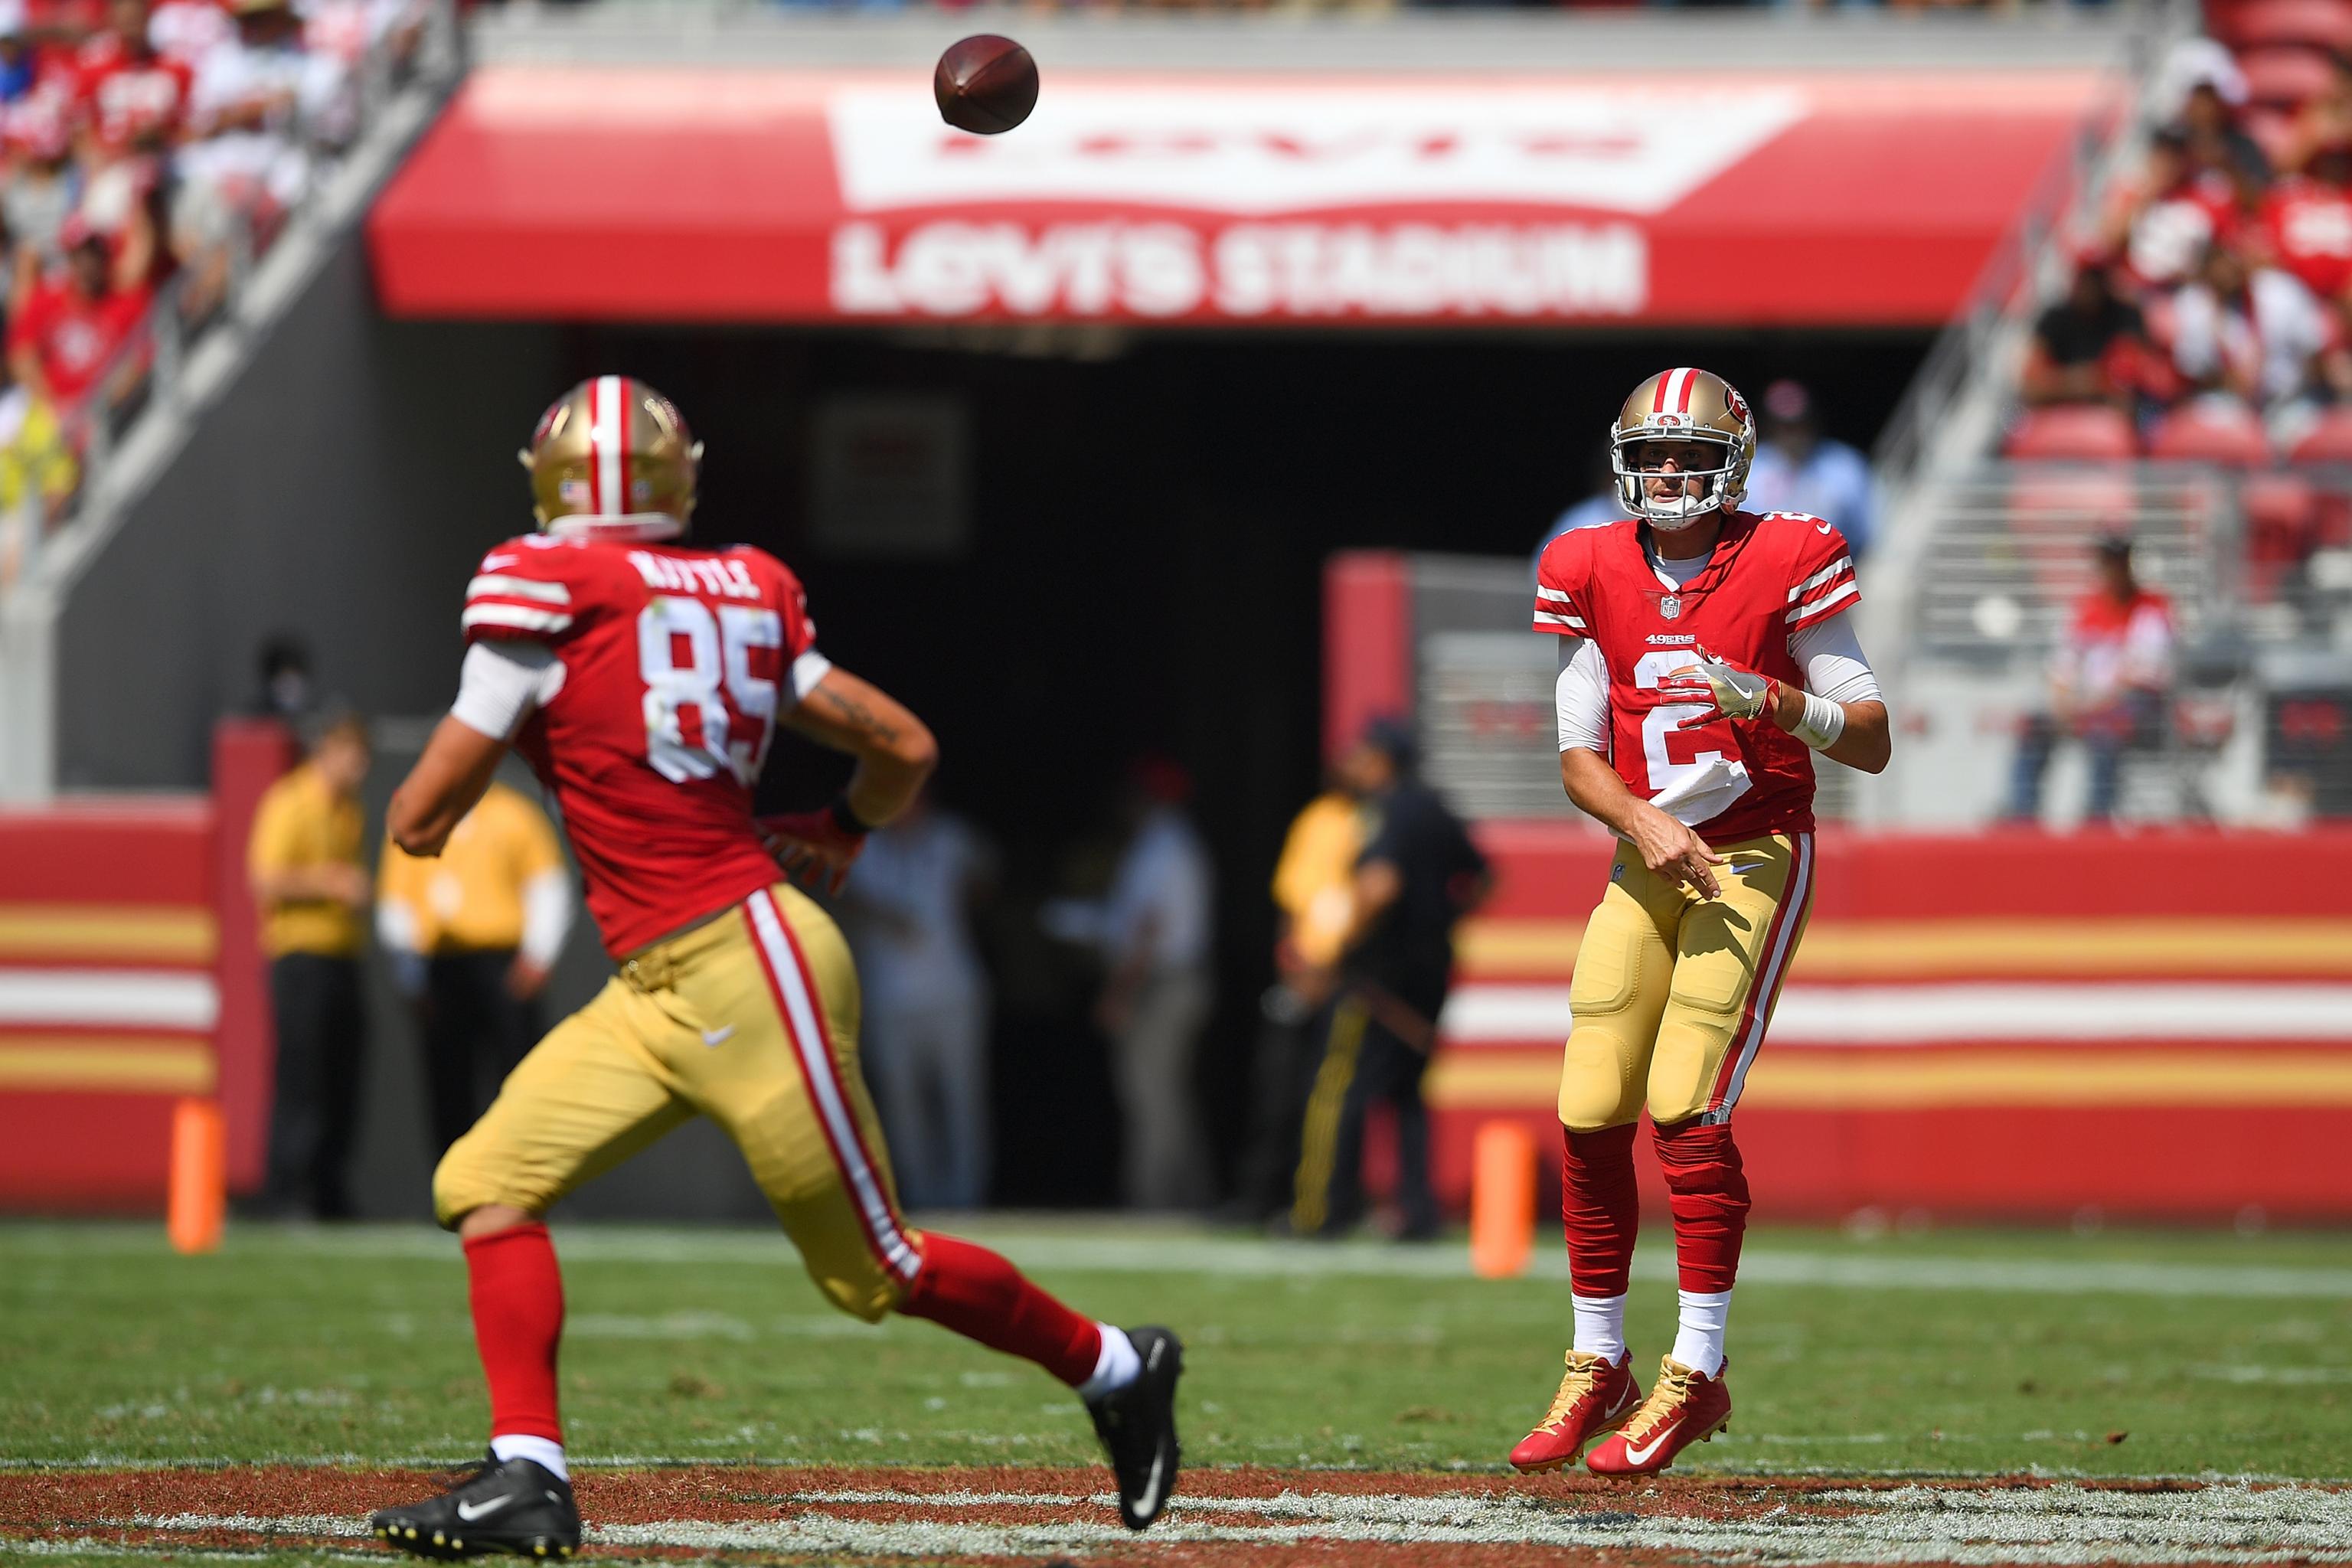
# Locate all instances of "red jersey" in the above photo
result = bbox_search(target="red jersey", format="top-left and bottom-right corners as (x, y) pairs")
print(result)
(73, 35), (191, 145)
(2264, 178), (2352, 300)
(462, 532), (818, 958)
(7, 278), (152, 408)
(1532, 508), (1859, 843)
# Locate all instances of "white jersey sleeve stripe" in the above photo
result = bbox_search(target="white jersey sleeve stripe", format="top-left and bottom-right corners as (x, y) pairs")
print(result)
(1785, 557), (1854, 603)
(1534, 611), (1588, 630)
(467, 573), (572, 606)
(462, 603), (575, 635)
(1535, 586), (1575, 605)
(1785, 580), (1860, 626)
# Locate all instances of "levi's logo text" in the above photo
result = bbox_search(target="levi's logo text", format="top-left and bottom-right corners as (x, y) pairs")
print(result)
(628, 551), (762, 602)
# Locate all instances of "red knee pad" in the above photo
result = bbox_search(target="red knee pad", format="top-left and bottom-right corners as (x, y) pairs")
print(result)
(1651, 1120), (1749, 1293)
(1560, 1122), (1640, 1298)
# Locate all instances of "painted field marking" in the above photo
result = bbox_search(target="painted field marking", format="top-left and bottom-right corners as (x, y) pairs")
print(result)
(96, 1484), (2352, 1566)
(11, 1223), (2344, 1301)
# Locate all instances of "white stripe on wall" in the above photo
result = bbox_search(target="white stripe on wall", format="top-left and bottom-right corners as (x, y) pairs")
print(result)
(1439, 981), (2352, 1046)
(0, 970), (219, 1030)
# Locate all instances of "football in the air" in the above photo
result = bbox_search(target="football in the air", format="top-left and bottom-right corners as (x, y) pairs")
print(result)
(934, 34), (1039, 136)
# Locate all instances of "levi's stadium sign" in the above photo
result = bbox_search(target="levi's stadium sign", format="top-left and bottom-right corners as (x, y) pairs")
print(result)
(367, 67), (2105, 328)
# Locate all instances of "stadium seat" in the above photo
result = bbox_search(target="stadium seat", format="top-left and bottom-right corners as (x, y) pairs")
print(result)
(2243, 472), (2322, 598)
(2003, 404), (2140, 459)
(2240, 45), (2339, 109)
(2288, 404), (2352, 461)
(2216, 0), (2352, 56)
(2148, 402), (2273, 464)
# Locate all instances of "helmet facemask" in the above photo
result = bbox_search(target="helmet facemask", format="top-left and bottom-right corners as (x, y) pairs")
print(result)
(1613, 435), (1740, 532)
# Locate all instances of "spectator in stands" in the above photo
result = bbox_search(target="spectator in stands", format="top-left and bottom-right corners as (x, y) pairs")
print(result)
(3, 100), (79, 277)
(2005, 534), (2178, 827)
(247, 709), (371, 1218)
(1043, 757), (1216, 1211)
(2159, 38), (2269, 188)
(0, 358), (74, 584)
(2024, 250), (2154, 412)
(2168, 238), (2350, 433)
(149, 0), (231, 70)
(377, 778), (572, 1157)
(175, 0), (353, 313)
(0, 1), (37, 103)
(6, 212), (152, 436)
(1744, 378), (1878, 557)
(837, 786), (998, 1211)
(2262, 143), (2352, 306)
(2279, 50), (2352, 176)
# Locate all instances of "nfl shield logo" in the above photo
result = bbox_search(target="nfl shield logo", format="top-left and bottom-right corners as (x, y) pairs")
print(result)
(1660, 593), (1682, 620)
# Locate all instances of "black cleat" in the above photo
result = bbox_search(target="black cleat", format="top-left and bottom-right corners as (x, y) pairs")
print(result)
(1087, 1325), (1183, 1530)
(370, 1451), (581, 1560)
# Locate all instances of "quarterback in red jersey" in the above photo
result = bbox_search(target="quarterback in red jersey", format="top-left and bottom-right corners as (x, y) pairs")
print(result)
(1508, 368), (1890, 1478)
(368, 377), (1182, 1557)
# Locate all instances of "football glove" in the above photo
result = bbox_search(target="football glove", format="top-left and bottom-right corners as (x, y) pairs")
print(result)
(1668, 649), (1778, 730)
(757, 800), (869, 896)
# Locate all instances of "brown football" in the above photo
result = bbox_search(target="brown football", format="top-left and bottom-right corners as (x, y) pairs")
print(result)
(934, 34), (1038, 136)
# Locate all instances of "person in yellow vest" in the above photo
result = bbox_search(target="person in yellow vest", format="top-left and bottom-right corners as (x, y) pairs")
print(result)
(377, 779), (574, 1156)
(1226, 782), (1364, 1225)
(247, 711), (372, 1219)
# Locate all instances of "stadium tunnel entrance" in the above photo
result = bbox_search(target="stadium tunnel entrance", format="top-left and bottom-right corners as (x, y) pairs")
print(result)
(560, 322), (1933, 1208)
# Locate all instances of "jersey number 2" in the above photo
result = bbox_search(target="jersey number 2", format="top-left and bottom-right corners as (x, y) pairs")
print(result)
(1633, 649), (1733, 796)
(638, 596), (781, 788)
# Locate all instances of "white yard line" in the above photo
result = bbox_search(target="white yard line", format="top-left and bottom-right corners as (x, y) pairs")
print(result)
(93, 1485), (2352, 1565)
(13, 1223), (2344, 1300)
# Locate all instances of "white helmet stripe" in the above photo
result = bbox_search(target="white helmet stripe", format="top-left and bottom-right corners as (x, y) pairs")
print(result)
(594, 374), (626, 515)
(1665, 367), (1695, 415)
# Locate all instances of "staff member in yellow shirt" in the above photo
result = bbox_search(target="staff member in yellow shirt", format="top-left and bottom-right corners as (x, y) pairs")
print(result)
(375, 779), (573, 1156)
(1227, 784), (1363, 1226)
(247, 712), (372, 1220)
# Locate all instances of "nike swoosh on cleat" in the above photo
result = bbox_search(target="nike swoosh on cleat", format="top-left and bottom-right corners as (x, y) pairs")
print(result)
(456, 1497), (513, 1523)
(1606, 1381), (1638, 1418)
(1621, 1418), (1683, 1467)
(701, 1026), (735, 1048)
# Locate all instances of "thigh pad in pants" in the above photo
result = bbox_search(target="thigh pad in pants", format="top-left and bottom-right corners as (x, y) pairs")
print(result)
(1557, 867), (1674, 1134)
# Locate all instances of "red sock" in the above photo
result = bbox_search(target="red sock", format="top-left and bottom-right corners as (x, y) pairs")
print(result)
(900, 1233), (1103, 1388)
(1561, 1122), (1641, 1297)
(1652, 1119), (1750, 1293)
(463, 1222), (565, 1443)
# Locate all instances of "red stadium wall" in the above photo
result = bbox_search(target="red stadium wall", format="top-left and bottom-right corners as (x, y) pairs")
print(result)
(0, 722), (295, 1210)
(1428, 825), (2352, 1221)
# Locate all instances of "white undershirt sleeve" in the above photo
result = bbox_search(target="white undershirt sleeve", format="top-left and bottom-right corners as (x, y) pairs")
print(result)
(518, 868), (573, 969)
(789, 649), (834, 704)
(449, 640), (566, 741)
(1555, 635), (1611, 754)
(1787, 612), (1883, 705)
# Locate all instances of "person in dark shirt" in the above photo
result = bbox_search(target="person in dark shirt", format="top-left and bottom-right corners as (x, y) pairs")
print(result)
(1289, 718), (1490, 1242)
(2023, 254), (2151, 410)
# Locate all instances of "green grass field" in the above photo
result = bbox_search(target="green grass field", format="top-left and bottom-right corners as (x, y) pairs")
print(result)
(5, 1217), (2350, 1482)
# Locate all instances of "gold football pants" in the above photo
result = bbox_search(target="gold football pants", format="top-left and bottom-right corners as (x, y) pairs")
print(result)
(1557, 832), (1814, 1132)
(434, 882), (920, 1321)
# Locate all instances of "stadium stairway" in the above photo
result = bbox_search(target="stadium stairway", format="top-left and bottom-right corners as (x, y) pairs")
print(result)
(0, 4), (464, 803)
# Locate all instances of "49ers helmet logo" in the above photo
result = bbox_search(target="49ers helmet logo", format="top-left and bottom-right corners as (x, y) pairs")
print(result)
(1609, 367), (1756, 532)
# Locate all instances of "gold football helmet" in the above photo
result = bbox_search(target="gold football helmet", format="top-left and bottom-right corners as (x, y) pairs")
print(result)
(1611, 368), (1755, 531)
(520, 375), (702, 541)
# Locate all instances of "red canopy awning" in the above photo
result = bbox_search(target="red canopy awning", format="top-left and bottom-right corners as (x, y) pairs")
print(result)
(367, 66), (2106, 328)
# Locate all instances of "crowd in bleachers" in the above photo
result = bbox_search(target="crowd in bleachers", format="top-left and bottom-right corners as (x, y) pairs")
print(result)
(0, 0), (417, 587)
(2011, 13), (2352, 620)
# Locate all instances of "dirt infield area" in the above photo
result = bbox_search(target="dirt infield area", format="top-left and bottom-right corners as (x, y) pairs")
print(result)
(4, 1465), (2350, 1566)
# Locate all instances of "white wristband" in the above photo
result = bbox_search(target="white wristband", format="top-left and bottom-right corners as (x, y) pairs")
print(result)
(1789, 688), (1846, 750)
